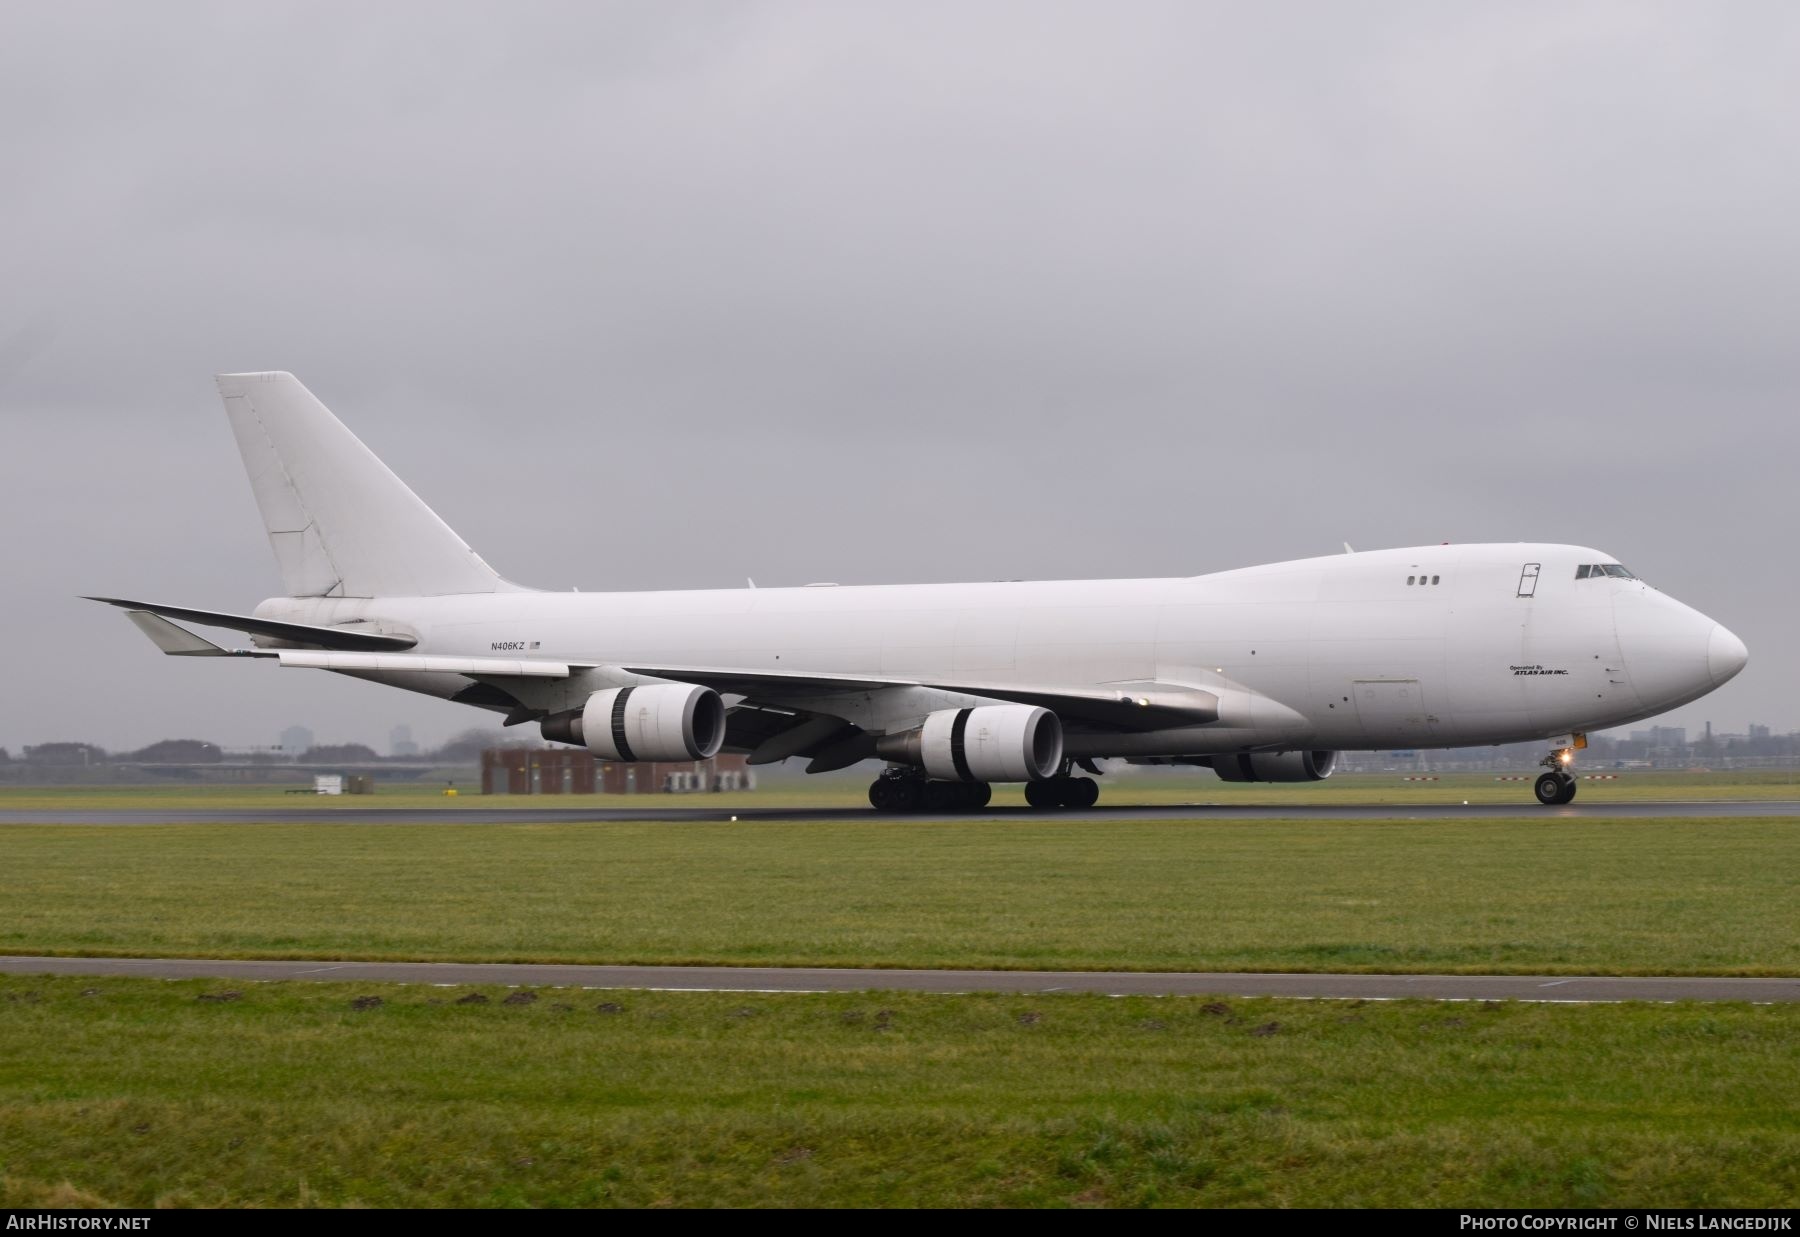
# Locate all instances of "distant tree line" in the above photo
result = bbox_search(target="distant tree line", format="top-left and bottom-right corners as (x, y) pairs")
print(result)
(9, 729), (525, 766)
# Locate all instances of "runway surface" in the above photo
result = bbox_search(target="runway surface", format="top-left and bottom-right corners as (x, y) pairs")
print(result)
(4, 800), (1800, 825)
(3, 956), (1794, 1002)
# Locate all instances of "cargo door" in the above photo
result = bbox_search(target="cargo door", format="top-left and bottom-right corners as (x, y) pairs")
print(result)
(1352, 678), (1437, 743)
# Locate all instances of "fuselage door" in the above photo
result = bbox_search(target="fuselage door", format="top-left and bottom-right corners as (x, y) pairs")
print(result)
(1516, 563), (1541, 598)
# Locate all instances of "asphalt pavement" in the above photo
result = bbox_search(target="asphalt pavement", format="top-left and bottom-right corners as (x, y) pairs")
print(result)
(4, 800), (1799, 825)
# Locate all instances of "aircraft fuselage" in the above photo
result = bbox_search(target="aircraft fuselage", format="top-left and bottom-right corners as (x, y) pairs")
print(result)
(252, 540), (1743, 758)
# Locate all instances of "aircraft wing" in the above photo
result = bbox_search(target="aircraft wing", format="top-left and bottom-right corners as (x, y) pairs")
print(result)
(269, 652), (1217, 731)
(620, 663), (1220, 730)
(100, 602), (1217, 732)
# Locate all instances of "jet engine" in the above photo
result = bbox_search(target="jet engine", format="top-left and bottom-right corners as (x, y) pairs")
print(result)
(540, 684), (726, 762)
(1211, 750), (1338, 782)
(875, 705), (1063, 782)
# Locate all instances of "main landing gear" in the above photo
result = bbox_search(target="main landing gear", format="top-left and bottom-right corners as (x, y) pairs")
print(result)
(1024, 772), (1100, 809)
(1022, 759), (1102, 810)
(868, 768), (993, 814)
(866, 760), (1106, 813)
(1533, 747), (1579, 806)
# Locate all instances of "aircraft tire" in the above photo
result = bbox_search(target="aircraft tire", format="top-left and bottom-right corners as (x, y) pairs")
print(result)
(962, 782), (992, 810)
(871, 776), (924, 812)
(1555, 775), (1578, 805)
(1534, 772), (1567, 806)
(1065, 776), (1100, 808)
(1023, 779), (1061, 809)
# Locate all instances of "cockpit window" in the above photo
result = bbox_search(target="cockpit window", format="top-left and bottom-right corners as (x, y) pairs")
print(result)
(1576, 564), (1637, 580)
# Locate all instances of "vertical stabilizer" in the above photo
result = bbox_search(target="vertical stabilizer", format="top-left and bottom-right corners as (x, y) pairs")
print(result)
(216, 371), (513, 598)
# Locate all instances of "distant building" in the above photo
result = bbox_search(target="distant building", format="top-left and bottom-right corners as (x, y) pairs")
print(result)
(389, 724), (419, 758)
(481, 748), (755, 795)
(279, 724), (314, 756)
(1750, 724), (1772, 740)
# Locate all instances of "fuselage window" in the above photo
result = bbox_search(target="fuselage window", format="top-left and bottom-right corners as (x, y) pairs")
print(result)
(1407, 575), (1415, 585)
(1431, 575), (1440, 585)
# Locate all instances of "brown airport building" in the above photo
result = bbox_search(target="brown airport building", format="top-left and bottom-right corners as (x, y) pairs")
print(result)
(480, 748), (756, 796)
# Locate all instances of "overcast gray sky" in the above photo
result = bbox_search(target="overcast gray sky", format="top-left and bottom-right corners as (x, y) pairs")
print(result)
(2, 1), (1793, 754)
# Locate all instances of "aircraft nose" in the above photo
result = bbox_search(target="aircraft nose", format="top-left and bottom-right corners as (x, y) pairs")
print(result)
(1707, 624), (1749, 686)
(1612, 593), (1741, 713)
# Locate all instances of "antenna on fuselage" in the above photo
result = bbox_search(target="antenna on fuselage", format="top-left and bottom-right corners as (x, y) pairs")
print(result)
(1342, 542), (1355, 554)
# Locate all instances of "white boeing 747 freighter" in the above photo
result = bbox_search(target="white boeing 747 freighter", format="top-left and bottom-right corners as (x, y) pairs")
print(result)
(94, 372), (1748, 810)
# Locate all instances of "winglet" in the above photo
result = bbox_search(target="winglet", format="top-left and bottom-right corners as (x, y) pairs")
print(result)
(124, 610), (233, 656)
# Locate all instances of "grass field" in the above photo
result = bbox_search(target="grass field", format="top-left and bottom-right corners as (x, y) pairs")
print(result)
(2, 975), (1795, 1208)
(5, 817), (1797, 974)
(3, 768), (1798, 812)
(5, 787), (1797, 1209)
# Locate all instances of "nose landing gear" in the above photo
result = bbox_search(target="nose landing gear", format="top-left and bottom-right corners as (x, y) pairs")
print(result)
(1533, 747), (1579, 806)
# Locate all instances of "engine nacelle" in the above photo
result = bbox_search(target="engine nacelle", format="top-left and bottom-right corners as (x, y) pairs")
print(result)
(540, 684), (726, 762)
(875, 705), (1063, 783)
(1211, 750), (1338, 782)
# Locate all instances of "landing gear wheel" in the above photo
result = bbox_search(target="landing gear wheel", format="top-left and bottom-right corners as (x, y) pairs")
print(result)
(874, 774), (993, 813)
(1024, 780), (1061, 809)
(869, 777), (903, 812)
(1533, 772), (1577, 806)
(1533, 742), (1582, 807)
(1064, 776), (1100, 809)
(870, 773), (923, 813)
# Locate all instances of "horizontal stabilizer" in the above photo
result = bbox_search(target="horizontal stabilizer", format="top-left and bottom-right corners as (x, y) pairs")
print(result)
(124, 611), (235, 656)
(87, 597), (416, 652)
